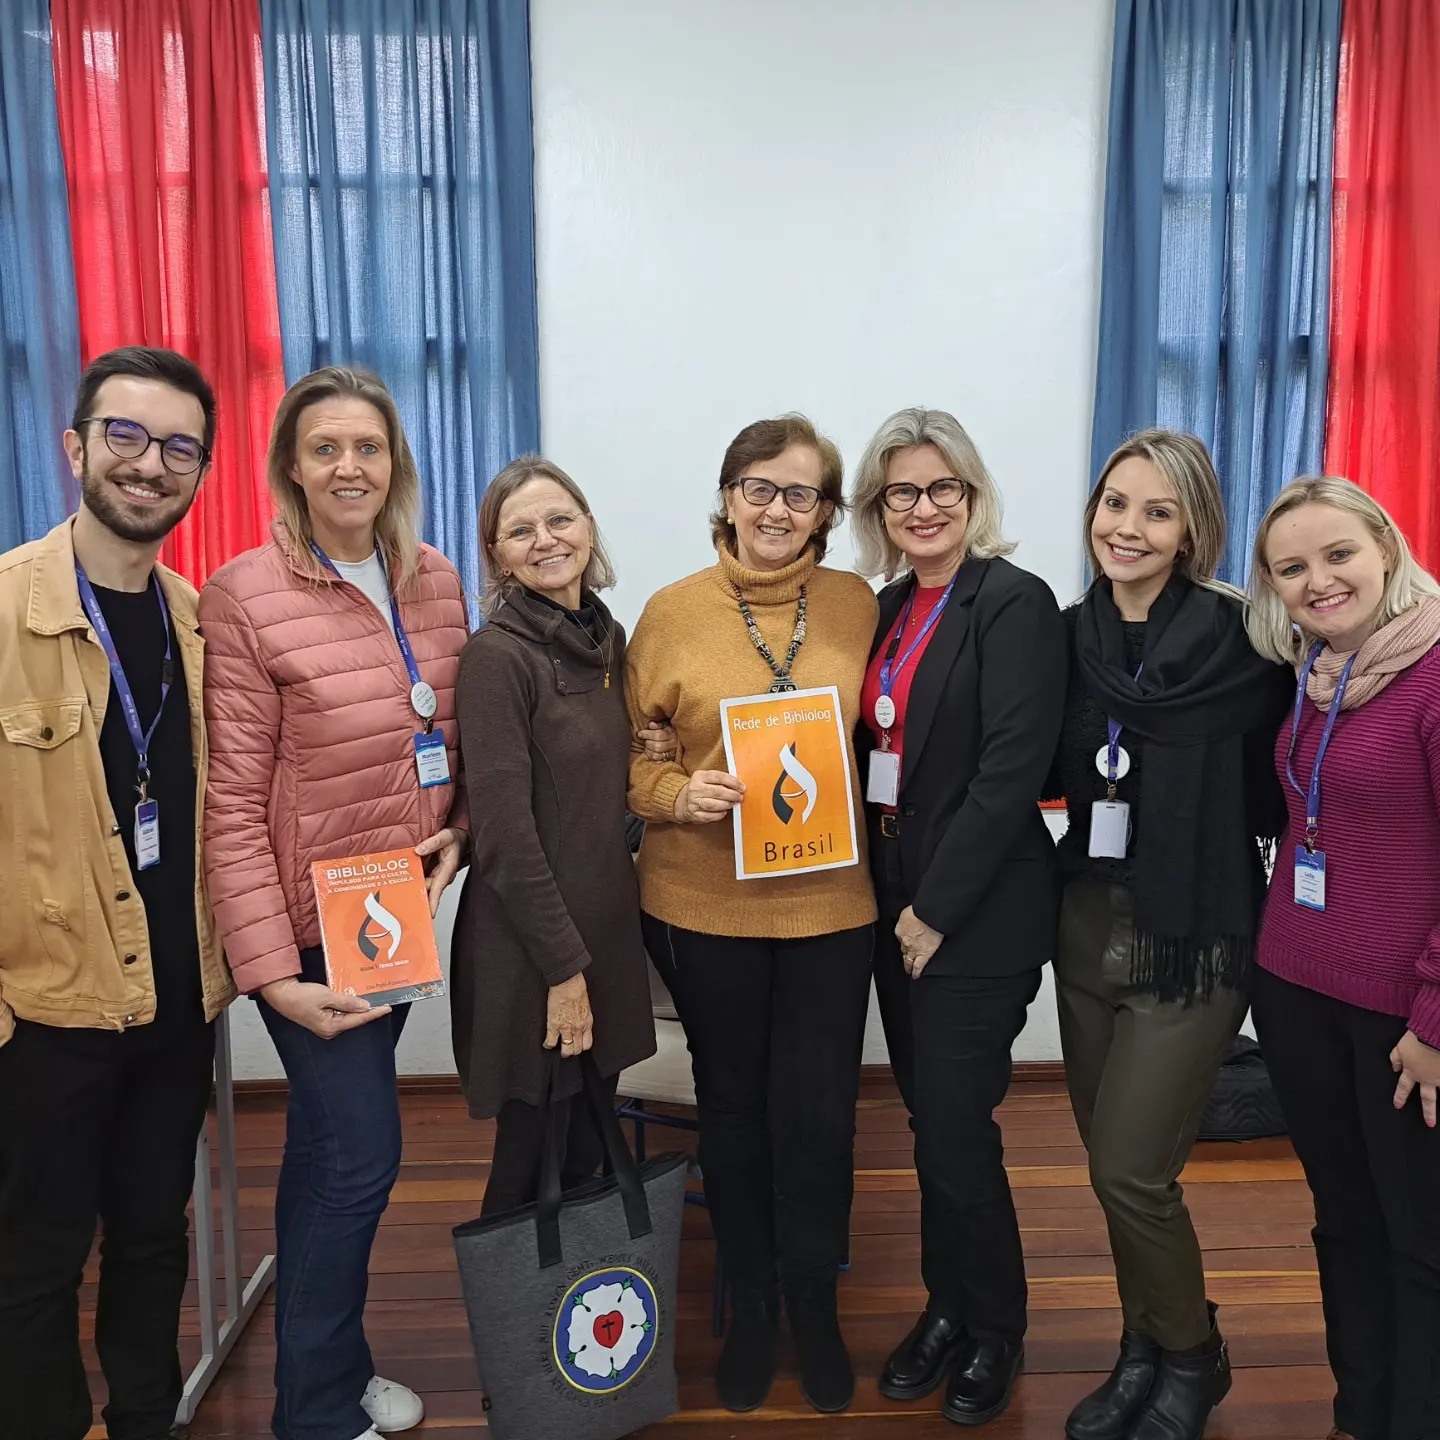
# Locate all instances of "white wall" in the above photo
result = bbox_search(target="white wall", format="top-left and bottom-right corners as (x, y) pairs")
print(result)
(530, 0), (1111, 613)
(230, 0), (1116, 1079)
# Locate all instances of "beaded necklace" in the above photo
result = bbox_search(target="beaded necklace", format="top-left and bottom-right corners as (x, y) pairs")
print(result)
(732, 583), (808, 693)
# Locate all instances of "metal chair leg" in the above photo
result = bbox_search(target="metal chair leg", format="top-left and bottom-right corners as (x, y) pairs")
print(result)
(630, 1098), (646, 1162)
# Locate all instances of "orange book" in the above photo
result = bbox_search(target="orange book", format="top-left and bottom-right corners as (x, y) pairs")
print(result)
(311, 847), (445, 1006)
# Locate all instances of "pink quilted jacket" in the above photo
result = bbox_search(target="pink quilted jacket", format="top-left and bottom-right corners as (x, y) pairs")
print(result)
(200, 521), (469, 995)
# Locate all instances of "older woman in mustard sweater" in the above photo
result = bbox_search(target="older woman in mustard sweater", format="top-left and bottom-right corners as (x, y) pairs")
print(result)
(626, 414), (877, 1418)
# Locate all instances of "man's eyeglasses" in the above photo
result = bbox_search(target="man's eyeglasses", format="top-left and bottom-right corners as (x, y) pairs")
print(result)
(81, 417), (209, 476)
(499, 511), (585, 547)
(726, 476), (824, 514)
(882, 478), (969, 513)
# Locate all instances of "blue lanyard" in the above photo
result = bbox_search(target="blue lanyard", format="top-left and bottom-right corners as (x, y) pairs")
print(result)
(75, 563), (172, 792)
(1104, 664), (1144, 788)
(1285, 643), (1357, 847)
(310, 542), (431, 725)
(880, 576), (957, 697)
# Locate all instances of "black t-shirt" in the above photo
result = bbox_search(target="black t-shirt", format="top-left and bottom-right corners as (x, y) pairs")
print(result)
(91, 578), (204, 1031)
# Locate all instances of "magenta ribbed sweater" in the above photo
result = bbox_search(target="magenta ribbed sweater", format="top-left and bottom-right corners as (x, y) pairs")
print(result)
(1258, 644), (1440, 1048)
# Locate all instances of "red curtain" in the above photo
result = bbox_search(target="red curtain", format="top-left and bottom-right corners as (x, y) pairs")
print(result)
(51, 0), (285, 586)
(1325, 0), (1440, 569)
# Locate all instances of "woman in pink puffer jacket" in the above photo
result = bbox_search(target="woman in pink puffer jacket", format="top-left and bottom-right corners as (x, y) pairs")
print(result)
(200, 366), (468, 1440)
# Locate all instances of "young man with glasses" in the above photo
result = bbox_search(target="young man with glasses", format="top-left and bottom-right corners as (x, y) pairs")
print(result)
(0, 346), (234, 1440)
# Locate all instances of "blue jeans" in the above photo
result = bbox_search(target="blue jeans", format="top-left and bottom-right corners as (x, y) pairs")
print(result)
(258, 948), (409, 1440)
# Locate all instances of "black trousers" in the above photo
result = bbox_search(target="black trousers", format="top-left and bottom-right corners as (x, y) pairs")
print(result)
(481, 1073), (618, 1219)
(1253, 967), (1440, 1440)
(641, 913), (872, 1291)
(872, 833), (1039, 1341)
(0, 1016), (216, 1440)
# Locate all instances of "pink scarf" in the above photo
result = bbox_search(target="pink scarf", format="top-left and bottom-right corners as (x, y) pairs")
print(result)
(1306, 594), (1440, 712)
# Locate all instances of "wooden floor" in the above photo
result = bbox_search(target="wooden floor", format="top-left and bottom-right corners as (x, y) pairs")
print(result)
(82, 1074), (1334, 1439)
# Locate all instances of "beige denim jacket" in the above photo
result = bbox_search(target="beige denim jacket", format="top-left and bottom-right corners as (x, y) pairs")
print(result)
(0, 519), (233, 1044)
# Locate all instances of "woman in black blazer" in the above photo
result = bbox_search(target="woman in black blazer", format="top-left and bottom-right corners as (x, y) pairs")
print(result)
(851, 408), (1066, 1428)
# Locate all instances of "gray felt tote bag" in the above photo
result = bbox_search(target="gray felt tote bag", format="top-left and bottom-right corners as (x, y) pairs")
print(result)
(452, 1053), (688, 1440)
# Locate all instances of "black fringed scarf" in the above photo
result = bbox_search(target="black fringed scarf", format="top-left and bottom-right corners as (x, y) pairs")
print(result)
(1076, 576), (1289, 1003)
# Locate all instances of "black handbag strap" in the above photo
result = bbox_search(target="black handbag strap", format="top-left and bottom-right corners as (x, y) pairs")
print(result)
(536, 1050), (653, 1268)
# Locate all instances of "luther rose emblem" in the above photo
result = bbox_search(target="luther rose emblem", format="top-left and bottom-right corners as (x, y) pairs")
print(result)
(552, 1266), (659, 1393)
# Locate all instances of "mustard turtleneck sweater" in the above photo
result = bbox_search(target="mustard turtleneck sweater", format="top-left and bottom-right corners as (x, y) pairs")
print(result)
(625, 545), (879, 939)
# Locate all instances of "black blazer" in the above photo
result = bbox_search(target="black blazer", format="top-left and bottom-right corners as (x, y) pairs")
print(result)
(859, 555), (1067, 976)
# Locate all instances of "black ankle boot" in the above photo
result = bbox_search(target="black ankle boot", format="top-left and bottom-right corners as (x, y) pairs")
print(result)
(1127, 1313), (1231, 1440)
(784, 1280), (854, 1413)
(942, 1335), (1024, 1426)
(880, 1308), (966, 1401)
(1063, 1328), (1160, 1440)
(715, 1287), (780, 1412)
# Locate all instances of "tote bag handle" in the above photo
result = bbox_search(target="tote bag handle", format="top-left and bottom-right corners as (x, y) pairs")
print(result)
(535, 1050), (653, 1268)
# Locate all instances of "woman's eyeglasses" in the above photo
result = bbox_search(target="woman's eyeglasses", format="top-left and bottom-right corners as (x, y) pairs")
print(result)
(82, 416), (209, 476)
(499, 512), (584, 547)
(726, 476), (824, 514)
(881, 478), (969, 513)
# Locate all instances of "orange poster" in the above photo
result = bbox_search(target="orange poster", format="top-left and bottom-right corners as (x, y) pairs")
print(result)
(310, 847), (445, 1006)
(719, 685), (859, 881)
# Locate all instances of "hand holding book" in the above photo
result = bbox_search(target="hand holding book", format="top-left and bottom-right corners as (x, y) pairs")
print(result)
(260, 976), (393, 1038)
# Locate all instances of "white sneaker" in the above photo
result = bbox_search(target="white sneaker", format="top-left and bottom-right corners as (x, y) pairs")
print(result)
(361, 1375), (425, 1433)
(349, 1431), (382, 1440)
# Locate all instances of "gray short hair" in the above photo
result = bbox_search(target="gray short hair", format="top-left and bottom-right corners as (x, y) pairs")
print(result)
(851, 408), (1014, 581)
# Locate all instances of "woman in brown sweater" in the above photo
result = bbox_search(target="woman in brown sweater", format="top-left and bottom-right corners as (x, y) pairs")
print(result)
(626, 415), (878, 1416)
(451, 456), (655, 1216)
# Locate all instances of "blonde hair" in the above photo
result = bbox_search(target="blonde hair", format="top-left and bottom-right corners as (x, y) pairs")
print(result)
(477, 454), (616, 619)
(268, 366), (423, 591)
(851, 408), (1014, 581)
(1084, 428), (1233, 593)
(1245, 475), (1440, 663)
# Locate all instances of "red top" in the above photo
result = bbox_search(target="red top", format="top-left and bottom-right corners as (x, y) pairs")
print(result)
(861, 583), (949, 807)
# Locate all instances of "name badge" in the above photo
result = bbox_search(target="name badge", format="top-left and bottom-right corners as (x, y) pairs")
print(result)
(1088, 799), (1130, 859)
(134, 799), (161, 870)
(866, 749), (900, 806)
(1294, 846), (1326, 911)
(413, 731), (451, 789)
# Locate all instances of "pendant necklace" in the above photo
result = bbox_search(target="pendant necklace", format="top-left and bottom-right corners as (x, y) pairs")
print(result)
(571, 609), (613, 687)
(733, 583), (807, 693)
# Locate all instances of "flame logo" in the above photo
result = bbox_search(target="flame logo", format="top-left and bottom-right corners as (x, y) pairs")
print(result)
(356, 891), (403, 962)
(771, 742), (818, 825)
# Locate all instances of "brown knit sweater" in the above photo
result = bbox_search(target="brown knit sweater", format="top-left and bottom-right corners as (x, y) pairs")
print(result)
(625, 545), (879, 939)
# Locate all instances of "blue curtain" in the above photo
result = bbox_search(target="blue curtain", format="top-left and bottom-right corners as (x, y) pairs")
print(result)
(0, 0), (82, 552)
(261, 0), (540, 616)
(1090, 0), (1341, 582)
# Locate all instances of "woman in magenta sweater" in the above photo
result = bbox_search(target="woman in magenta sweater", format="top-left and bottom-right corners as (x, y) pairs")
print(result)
(1248, 476), (1440, 1440)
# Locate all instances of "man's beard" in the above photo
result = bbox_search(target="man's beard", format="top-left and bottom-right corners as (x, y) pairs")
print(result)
(80, 449), (200, 544)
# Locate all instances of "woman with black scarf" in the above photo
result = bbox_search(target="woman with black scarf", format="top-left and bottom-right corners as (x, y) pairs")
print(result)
(1050, 430), (1290, 1440)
